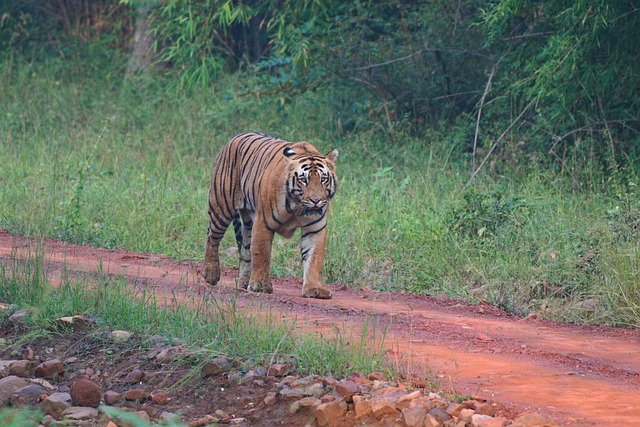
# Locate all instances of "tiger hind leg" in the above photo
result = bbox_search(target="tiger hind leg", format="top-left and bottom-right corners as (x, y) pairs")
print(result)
(203, 205), (234, 286)
(237, 210), (253, 289)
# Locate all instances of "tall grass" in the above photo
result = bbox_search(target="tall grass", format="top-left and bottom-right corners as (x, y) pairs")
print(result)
(1, 52), (638, 327)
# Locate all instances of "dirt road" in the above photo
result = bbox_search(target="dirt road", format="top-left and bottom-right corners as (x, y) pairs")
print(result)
(1, 230), (639, 426)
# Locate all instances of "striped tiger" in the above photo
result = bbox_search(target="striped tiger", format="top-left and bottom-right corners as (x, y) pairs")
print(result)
(203, 132), (338, 299)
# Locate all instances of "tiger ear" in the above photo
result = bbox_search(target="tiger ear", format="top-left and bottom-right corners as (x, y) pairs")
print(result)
(283, 147), (296, 158)
(325, 148), (338, 163)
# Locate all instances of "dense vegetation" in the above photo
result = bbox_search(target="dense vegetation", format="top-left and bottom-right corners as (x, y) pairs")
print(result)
(1, 0), (639, 327)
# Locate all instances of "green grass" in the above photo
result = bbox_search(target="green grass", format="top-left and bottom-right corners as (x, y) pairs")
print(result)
(1, 53), (639, 327)
(0, 250), (387, 377)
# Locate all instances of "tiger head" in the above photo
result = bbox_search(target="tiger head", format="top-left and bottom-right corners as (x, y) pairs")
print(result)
(284, 145), (338, 216)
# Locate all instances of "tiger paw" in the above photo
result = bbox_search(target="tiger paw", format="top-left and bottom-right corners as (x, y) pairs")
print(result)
(302, 287), (332, 299)
(246, 281), (273, 294)
(203, 266), (220, 286)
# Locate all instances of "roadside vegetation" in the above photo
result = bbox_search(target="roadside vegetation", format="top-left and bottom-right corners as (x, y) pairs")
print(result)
(1, 0), (639, 331)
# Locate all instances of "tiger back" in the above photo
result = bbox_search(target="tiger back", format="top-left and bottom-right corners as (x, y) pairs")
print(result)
(203, 132), (338, 299)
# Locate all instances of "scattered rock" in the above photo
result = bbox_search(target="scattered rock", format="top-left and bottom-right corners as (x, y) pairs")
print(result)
(511, 412), (554, 427)
(279, 387), (305, 400)
(368, 371), (386, 381)
(8, 359), (34, 377)
(111, 330), (133, 342)
(334, 380), (358, 403)
(40, 392), (72, 419)
(124, 388), (147, 401)
(122, 369), (144, 383)
(402, 406), (428, 427)
(62, 406), (99, 422)
(9, 309), (30, 324)
(369, 394), (399, 418)
(471, 414), (498, 427)
(0, 375), (29, 406)
(188, 415), (219, 427)
(475, 402), (496, 416)
(150, 390), (171, 405)
(313, 398), (347, 427)
(34, 359), (64, 378)
(353, 395), (373, 419)
(70, 378), (101, 407)
(429, 406), (452, 423)
(263, 391), (277, 405)
(29, 378), (55, 390)
(104, 390), (122, 405)
(159, 411), (180, 423)
(22, 346), (35, 360)
(201, 356), (231, 378)
(10, 383), (47, 407)
(267, 363), (289, 377)
(0, 360), (18, 377)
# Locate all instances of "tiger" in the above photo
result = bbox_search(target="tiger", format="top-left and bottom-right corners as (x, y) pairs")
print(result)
(203, 132), (338, 299)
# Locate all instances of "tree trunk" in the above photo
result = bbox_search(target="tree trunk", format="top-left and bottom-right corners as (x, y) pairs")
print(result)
(125, 3), (156, 77)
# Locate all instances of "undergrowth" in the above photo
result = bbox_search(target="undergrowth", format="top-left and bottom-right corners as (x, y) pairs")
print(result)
(0, 53), (639, 327)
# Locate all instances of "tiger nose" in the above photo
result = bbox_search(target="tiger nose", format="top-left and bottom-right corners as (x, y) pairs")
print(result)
(310, 197), (322, 205)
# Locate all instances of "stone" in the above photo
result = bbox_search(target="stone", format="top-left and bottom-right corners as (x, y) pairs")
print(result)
(402, 407), (428, 427)
(475, 402), (496, 416)
(111, 330), (133, 342)
(122, 410), (151, 427)
(8, 360), (34, 377)
(459, 408), (476, 422)
(512, 412), (553, 426)
(62, 406), (99, 422)
(9, 309), (30, 324)
(353, 395), (373, 419)
(150, 390), (171, 405)
(279, 387), (305, 400)
(424, 414), (441, 427)
(368, 371), (387, 381)
(122, 369), (145, 383)
(0, 375), (29, 406)
(22, 346), (35, 360)
(125, 388), (147, 401)
(267, 363), (290, 377)
(335, 380), (359, 403)
(398, 390), (422, 403)
(313, 399), (348, 427)
(70, 378), (101, 407)
(29, 378), (55, 390)
(104, 390), (122, 404)
(369, 395), (399, 417)
(159, 411), (180, 423)
(188, 415), (219, 427)
(40, 392), (72, 419)
(71, 315), (96, 332)
(481, 417), (511, 427)
(10, 383), (47, 407)
(471, 414), (498, 427)
(347, 371), (371, 386)
(305, 382), (325, 397)
(263, 391), (277, 405)
(34, 359), (64, 378)
(0, 360), (18, 377)
(201, 356), (231, 378)
(429, 407), (452, 423)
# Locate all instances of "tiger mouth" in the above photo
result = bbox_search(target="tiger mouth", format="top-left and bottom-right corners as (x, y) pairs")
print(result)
(299, 206), (323, 216)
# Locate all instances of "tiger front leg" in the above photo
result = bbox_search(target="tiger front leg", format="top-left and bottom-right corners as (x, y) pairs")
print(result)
(300, 225), (332, 299)
(246, 219), (274, 293)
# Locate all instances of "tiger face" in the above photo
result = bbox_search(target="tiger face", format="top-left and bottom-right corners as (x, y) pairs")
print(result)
(285, 147), (338, 216)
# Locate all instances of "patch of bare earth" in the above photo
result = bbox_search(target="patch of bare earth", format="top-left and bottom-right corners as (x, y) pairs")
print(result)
(1, 230), (640, 426)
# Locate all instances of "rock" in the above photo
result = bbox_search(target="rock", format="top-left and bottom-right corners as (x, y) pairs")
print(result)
(263, 391), (277, 405)
(369, 394), (399, 417)
(368, 371), (387, 381)
(70, 378), (101, 407)
(267, 363), (289, 377)
(29, 378), (55, 390)
(9, 309), (30, 324)
(424, 414), (440, 427)
(475, 402), (496, 416)
(335, 380), (359, 403)
(201, 356), (231, 378)
(34, 359), (64, 378)
(150, 390), (171, 405)
(429, 407), (452, 423)
(104, 390), (122, 404)
(313, 399), (347, 427)
(305, 382), (325, 397)
(41, 415), (55, 426)
(10, 383), (47, 407)
(215, 409), (230, 420)
(122, 369), (144, 383)
(159, 411), (180, 423)
(279, 387), (305, 400)
(62, 406), (99, 422)
(40, 392), (72, 419)
(111, 330), (133, 342)
(64, 357), (78, 365)
(0, 360), (18, 377)
(481, 417), (511, 427)
(471, 414), (500, 427)
(71, 315), (96, 332)
(124, 388), (147, 401)
(0, 375), (29, 405)
(512, 412), (554, 426)
(188, 415), (219, 427)
(353, 395), (373, 419)
(22, 346), (35, 360)
(120, 410), (151, 427)
(8, 360), (34, 377)
(347, 372), (371, 386)
(402, 407), (428, 427)
(459, 408), (476, 422)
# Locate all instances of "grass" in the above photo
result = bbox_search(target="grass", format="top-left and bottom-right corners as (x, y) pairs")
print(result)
(1, 51), (639, 327)
(0, 250), (387, 378)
